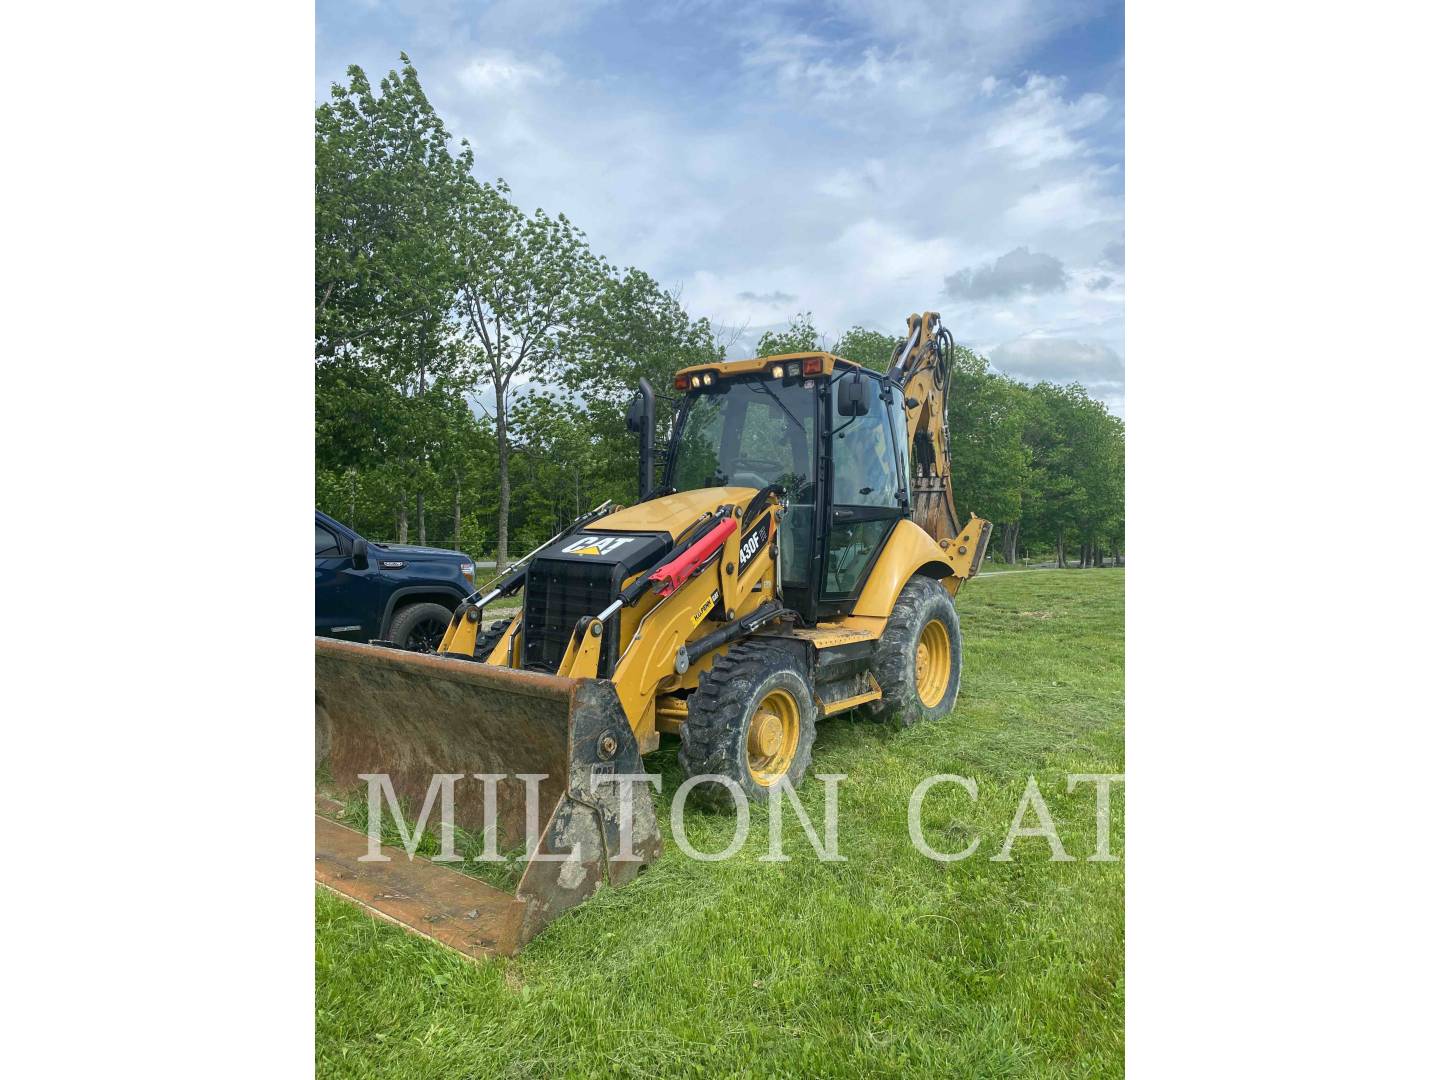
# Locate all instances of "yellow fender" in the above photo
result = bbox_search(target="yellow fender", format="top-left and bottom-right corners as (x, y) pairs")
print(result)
(851, 515), (991, 616)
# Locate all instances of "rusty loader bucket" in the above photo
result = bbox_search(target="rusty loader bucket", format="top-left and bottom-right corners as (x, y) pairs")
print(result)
(315, 638), (660, 957)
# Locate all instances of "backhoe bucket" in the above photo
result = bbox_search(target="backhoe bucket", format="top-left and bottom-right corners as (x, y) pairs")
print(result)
(315, 638), (660, 957)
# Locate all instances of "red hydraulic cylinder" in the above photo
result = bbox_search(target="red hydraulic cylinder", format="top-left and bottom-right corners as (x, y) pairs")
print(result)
(648, 517), (737, 597)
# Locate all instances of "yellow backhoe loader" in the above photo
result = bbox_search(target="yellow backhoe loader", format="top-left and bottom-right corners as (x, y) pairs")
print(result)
(315, 311), (992, 956)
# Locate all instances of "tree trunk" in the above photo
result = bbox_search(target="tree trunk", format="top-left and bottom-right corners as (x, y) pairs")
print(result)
(397, 495), (408, 544)
(1002, 523), (1019, 564)
(348, 468), (356, 528)
(415, 354), (427, 547)
(496, 377), (510, 567)
(1056, 530), (1066, 568)
(453, 485), (462, 549)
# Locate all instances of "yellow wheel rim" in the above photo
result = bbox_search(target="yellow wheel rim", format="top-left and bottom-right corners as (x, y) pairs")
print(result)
(748, 688), (801, 786)
(914, 619), (952, 709)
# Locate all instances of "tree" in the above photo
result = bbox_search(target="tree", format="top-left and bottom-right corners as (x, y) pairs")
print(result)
(834, 326), (900, 372)
(565, 268), (725, 500)
(315, 55), (470, 368)
(949, 371), (1029, 560)
(1014, 382), (1124, 567)
(315, 57), (474, 540)
(454, 183), (606, 566)
(756, 312), (821, 356)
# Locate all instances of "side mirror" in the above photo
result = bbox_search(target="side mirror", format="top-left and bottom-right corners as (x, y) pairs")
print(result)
(626, 393), (646, 434)
(351, 538), (369, 570)
(630, 377), (657, 499)
(837, 372), (870, 416)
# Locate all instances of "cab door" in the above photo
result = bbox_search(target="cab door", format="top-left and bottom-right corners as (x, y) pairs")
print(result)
(820, 371), (906, 607)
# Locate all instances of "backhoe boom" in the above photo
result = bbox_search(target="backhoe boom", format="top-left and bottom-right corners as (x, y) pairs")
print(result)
(888, 311), (963, 542)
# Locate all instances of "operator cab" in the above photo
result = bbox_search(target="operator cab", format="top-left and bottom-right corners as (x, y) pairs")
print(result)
(662, 354), (911, 623)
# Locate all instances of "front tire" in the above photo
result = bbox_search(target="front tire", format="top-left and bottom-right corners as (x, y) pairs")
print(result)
(869, 576), (962, 727)
(679, 642), (817, 809)
(387, 602), (453, 653)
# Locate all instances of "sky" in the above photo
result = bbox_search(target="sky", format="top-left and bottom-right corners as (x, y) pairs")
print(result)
(317, 0), (1125, 412)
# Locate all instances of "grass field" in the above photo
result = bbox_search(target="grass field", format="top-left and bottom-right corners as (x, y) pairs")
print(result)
(316, 568), (1125, 1078)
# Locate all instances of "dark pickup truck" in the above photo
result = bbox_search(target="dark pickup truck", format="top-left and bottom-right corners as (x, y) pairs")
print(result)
(314, 509), (478, 651)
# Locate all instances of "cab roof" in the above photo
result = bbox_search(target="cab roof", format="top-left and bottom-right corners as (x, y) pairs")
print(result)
(673, 352), (864, 380)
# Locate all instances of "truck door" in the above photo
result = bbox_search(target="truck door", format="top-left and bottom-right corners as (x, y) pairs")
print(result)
(315, 517), (375, 639)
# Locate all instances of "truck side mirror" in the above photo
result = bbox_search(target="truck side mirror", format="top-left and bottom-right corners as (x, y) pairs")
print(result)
(626, 394), (646, 433)
(837, 372), (870, 416)
(351, 537), (369, 570)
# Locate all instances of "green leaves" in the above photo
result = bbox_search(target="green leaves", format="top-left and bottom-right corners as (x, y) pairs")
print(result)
(316, 59), (724, 557)
(756, 312), (821, 357)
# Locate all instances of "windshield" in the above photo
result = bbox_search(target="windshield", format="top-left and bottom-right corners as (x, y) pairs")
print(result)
(668, 377), (817, 496)
(668, 375), (819, 591)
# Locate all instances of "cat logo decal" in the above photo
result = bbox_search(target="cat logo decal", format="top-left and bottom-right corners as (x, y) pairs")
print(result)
(561, 535), (638, 557)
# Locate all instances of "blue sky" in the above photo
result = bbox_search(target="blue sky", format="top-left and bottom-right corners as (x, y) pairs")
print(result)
(317, 0), (1125, 410)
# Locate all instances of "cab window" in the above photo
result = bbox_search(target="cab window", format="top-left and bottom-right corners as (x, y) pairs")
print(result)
(830, 377), (899, 508)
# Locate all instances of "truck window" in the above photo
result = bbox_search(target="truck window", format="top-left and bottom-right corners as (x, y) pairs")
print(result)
(316, 522), (341, 557)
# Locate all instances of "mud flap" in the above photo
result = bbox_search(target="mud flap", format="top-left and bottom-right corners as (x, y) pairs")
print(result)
(315, 638), (661, 956)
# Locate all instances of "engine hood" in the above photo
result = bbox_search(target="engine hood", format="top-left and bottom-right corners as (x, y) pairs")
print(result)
(373, 543), (471, 562)
(589, 486), (757, 540)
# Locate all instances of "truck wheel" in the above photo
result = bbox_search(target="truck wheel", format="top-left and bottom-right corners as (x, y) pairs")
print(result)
(869, 576), (962, 727)
(679, 642), (817, 809)
(387, 602), (453, 653)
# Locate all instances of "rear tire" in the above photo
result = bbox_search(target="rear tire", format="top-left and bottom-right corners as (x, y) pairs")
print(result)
(868, 576), (962, 727)
(387, 602), (453, 653)
(679, 642), (817, 809)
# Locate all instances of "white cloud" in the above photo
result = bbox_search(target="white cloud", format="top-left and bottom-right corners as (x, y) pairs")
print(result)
(457, 52), (552, 94)
(986, 75), (1110, 168)
(1006, 171), (1121, 230)
(816, 159), (887, 199)
(989, 333), (1125, 395)
(318, 0), (1124, 406)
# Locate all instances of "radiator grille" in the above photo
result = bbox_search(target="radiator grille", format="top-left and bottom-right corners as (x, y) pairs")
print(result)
(522, 557), (618, 674)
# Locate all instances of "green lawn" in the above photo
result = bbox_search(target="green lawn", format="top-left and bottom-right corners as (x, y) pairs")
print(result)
(317, 569), (1125, 1078)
